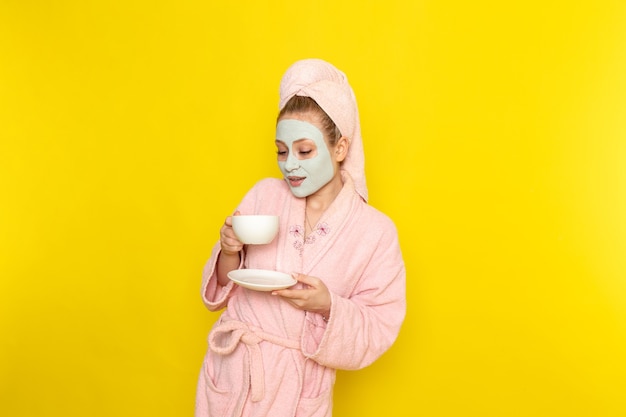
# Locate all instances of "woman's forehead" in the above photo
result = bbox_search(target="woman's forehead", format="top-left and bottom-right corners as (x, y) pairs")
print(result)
(276, 119), (325, 143)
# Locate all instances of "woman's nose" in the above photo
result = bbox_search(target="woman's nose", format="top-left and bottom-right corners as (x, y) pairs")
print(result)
(284, 153), (300, 171)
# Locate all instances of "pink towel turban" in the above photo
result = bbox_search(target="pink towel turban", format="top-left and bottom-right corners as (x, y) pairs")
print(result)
(278, 59), (368, 202)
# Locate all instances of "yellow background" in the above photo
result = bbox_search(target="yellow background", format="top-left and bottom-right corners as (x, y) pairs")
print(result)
(1, 1), (625, 416)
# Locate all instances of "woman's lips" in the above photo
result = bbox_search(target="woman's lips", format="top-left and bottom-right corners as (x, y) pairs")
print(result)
(287, 176), (305, 187)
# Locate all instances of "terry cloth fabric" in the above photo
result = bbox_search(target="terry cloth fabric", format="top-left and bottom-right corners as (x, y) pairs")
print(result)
(278, 59), (368, 202)
(196, 175), (406, 417)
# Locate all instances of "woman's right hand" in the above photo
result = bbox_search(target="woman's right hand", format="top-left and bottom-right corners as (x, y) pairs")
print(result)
(220, 210), (244, 256)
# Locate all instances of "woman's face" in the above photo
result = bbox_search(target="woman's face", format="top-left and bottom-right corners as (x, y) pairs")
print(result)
(275, 112), (337, 198)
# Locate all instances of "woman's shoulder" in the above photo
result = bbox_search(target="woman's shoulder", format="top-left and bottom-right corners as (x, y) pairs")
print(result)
(345, 202), (402, 257)
(357, 200), (399, 237)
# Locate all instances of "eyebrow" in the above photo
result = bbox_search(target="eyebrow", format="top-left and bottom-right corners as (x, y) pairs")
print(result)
(275, 138), (316, 144)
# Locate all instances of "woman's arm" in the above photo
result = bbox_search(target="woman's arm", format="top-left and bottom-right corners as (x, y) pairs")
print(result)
(300, 223), (407, 370)
(215, 211), (243, 286)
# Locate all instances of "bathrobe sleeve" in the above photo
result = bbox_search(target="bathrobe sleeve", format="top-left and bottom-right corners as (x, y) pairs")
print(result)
(200, 242), (244, 311)
(301, 214), (406, 370)
(200, 180), (271, 311)
(201, 179), (280, 311)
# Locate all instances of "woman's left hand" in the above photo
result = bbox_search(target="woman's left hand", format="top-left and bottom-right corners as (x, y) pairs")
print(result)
(272, 273), (331, 319)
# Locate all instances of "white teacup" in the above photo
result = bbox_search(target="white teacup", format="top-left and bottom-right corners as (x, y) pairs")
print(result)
(231, 215), (279, 244)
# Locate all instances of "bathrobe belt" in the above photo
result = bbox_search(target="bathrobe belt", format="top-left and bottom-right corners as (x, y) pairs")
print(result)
(208, 319), (301, 402)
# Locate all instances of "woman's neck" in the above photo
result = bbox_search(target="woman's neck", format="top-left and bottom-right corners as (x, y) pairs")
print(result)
(305, 172), (343, 221)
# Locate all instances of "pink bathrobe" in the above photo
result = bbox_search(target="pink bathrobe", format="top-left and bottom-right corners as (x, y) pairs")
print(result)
(195, 172), (406, 417)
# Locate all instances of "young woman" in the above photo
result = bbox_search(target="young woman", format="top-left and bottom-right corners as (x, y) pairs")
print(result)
(195, 59), (406, 417)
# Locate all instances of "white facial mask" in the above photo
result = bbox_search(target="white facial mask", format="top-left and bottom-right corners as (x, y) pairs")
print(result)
(276, 119), (334, 198)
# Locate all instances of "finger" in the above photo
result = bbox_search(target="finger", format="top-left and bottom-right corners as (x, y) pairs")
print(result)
(222, 227), (239, 239)
(222, 243), (243, 253)
(222, 236), (244, 248)
(220, 231), (243, 246)
(272, 287), (306, 299)
(292, 273), (319, 288)
(224, 210), (241, 228)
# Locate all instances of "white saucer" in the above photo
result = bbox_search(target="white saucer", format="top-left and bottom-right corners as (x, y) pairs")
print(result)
(227, 269), (297, 291)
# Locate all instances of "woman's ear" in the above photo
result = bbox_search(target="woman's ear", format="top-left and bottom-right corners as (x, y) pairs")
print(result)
(335, 136), (350, 163)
